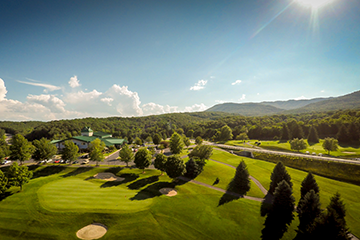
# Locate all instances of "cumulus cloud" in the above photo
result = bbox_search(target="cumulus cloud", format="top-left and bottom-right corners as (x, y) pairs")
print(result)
(294, 96), (308, 100)
(190, 80), (207, 91)
(105, 85), (143, 116)
(0, 78), (7, 100)
(17, 80), (61, 92)
(239, 94), (246, 100)
(100, 97), (114, 106)
(68, 75), (81, 88)
(27, 94), (66, 113)
(231, 80), (242, 85)
(184, 103), (207, 112)
(142, 102), (178, 115)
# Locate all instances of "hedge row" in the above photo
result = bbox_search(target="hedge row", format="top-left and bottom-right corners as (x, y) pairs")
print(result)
(252, 152), (360, 185)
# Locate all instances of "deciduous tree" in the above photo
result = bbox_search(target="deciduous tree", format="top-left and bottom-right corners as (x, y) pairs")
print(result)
(153, 133), (162, 146)
(183, 136), (191, 148)
(154, 153), (167, 175)
(61, 140), (79, 162)
(322, 137), (338, 155)
(219, 125), (233, 141)
(32, 138), (57, 163)
(6, 162), (32, 191)
(169, 132), (184, 154)
(165, 155), (186, 179)
(269, 161), (292, 195)
(89, 139), (106, 166)
(0, 170), (8, 194)
(188, 144), (213, 161)
(195, 136), (203, 145)
(134, 148), (152, 173)
(185, 158), (201, 179)
(290, 138), (307, 152)
(119, 144), (134, 167)
(134, 137), (143, 146)
(9, 134), (34, 164)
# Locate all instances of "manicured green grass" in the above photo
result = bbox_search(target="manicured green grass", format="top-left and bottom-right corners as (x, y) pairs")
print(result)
(225, 139), (360, 158)
(1, 165), (299, 240)
(211, 149), (360, 237)
(195, 160), (265, 198)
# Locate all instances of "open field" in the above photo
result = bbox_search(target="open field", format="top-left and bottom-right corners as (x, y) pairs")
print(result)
(225, 139), (360, 158)
(1, 165), (300, 240)
(211, 149), (360, 237)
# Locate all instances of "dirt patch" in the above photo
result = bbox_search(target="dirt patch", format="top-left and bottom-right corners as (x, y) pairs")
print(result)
(159, 188), (177, 197)
(76, 223), (107, 240)
(93, 172), (125, 182)
(343, 151), (356, 154)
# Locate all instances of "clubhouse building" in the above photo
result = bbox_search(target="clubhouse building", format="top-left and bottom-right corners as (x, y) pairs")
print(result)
(51, 127), (127, 150)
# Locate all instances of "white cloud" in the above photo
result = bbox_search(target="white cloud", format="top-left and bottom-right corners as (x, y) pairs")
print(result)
(231, 80), (242, 85)
(17, 80), (61, 92)
(100, 97), (114, 106)
(27, 94), (66, 113)
(190, 80), (207, 91)
(142, 102), (178, 115)
(65, 90), (102, 103)
(294, 96), (308, 100)
(239, 94), (246, 101)
(106, 85), (143, 116)
(184, 103), (207, 112)
(321, 90), (325, 93)
(0, 78), (8, 101)
(68, 75), (81, 88)
(215, 100), (226, 104)
(257, 93), (260, 95)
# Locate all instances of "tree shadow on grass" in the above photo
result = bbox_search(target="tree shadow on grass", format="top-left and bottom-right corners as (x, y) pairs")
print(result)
(127, 176), (159, 190)
(99, 173), (140, 188)
(0, 192), (14, 202)
(218, 192), (241, 206)
(62, 167), (94, 178)
(130, 181), (176, 201)
(104, 167), (123, 175)
(31, 166), (67, 179)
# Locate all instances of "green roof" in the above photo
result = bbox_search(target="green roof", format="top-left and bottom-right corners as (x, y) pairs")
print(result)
(71, 136), (126, 147)
(50, 140), (63, 144)
(93, 131), (112, 138)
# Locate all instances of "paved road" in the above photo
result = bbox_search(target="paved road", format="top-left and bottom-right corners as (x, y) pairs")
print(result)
(208, 142), (360, 165)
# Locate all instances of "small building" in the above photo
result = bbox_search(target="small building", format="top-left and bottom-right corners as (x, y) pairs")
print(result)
(51, 127), (127, 150)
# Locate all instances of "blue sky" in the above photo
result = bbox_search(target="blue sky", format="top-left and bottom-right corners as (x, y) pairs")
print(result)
(0, 0), (359, 121)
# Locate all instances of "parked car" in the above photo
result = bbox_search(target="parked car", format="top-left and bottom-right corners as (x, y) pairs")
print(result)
(1, 160), (11, 165)
(72, 160), (79, 164)
(82, 159), (89, 164)
(54, 159), (61, 163)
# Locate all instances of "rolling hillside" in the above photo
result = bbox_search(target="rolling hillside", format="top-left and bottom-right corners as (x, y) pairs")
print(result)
(206, 90), (360, 116)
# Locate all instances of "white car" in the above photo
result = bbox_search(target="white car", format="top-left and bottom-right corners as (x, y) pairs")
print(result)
(2, 160), (11, 165)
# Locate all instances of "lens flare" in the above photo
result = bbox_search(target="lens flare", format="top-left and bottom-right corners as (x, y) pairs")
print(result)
(295, 0), (334, 9)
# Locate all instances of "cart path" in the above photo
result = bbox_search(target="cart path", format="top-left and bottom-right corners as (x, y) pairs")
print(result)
(209, 158), (268, 195)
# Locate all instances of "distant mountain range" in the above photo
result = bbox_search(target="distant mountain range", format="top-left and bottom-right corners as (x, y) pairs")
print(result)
(206, 90), (360, 116)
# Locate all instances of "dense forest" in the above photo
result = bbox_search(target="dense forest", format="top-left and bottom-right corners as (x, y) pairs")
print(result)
(1, 109), (360, 146)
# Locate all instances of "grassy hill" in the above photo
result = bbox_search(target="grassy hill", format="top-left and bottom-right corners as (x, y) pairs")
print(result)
(205, 90), (360, 116)
(205, 103), (284, 116)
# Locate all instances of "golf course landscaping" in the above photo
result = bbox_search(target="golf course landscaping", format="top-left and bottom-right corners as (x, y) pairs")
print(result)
(0, 148), (359, 239)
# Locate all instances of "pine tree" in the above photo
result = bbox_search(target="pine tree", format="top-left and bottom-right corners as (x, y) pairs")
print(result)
(307, 126), (319, 143)
(296, 190), (321, 238)
(312, 193), (350, 240)
(229, 160), (251, 195)
(299, 172), (319, 203)
(347, 122), (359, 142)
(281, 123), (292, 141)
(185, 158), (201, 179)
(261, 180), (295, 240)
(337, 125), (350, 144)
(269, 161), (292, 194)
(292, 122), (304, 139)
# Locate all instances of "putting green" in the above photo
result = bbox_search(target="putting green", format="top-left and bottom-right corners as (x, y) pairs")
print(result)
(37, 178), (153, 213)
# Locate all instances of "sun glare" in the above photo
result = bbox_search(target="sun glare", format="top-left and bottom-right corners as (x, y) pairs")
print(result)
(295, 0), (334, 9)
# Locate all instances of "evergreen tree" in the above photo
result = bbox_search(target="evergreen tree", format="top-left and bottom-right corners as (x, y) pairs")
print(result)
(185, 158), (201, 179)
(229, 160), (250, 195)
(269, 161), (292, 194)
(134, 148), (152, 173)
(6, 162), (32, 191)
(337, 125), (350, 144)
(347, 122), (359, 142)
(165, 155), (186, 179)
(307, 126), (319, 143)
(154, 153), (167, 175)
(292, 122), (304, 139)
(312, 193), (350, 240)
(299, 172), (319, 203)
(169, 132), (184, 154)
(281, 123), (292, 141)
(296, 190), (322, 238)
(261, 180), (295, 240)
(0, 170), (8, 194)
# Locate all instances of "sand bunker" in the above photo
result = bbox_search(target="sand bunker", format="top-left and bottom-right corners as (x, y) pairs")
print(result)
(93, 172), (124, 182)
(76, 223), (107, 240)
(343, 151), (355, 154)
(159, 188), (177, 197)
